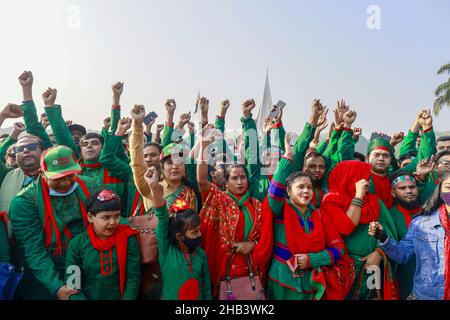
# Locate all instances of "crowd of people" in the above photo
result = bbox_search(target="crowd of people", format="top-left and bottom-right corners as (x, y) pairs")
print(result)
(0, 70), (450, 300)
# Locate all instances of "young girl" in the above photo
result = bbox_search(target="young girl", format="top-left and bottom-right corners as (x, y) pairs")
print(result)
(144, 165), (212, 300)
(64, 190), (141, 300)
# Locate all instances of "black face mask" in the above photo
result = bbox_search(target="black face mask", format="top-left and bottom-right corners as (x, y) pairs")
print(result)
(183, 236), (202, 253)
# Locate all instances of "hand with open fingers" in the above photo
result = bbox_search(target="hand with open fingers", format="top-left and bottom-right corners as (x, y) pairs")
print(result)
(18, 71), (33, 87)
(234, 241), (255, 255)
(42, 88), (57, 107)
(65, 120), (73, 126)
(131, 104), (146, 123)
(56, 285), (78, 300)
(284, 133), (294, 159)
(333, 109), (344, 130)
(355, 179), (369, 200)
(263, 116), (272, 135)
(242, 99), (256, 117)
(316, 108), (329, 130)
(311, 99), (325, 117)
(1, 103), (24, 119)
(414, 156), (436, 181)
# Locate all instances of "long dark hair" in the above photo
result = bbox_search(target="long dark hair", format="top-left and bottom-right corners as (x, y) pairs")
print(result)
(422, 171), (450, 215)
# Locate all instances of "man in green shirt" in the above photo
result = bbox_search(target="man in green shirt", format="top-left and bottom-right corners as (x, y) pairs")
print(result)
(10, 145), (101, 299)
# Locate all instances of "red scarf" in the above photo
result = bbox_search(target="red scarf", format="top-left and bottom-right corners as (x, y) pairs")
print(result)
(322, 161), (381, 224)
(284, 202), (325, 254)
(396, 205), (422, 228)
(41, 176), (89, 256)
(370, 173), (394, 208)
(438, 204), (450, 300)
(87, 224), (137, 299)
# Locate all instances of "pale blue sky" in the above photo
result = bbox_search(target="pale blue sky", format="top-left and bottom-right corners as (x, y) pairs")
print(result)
(0, 0), (448, 135)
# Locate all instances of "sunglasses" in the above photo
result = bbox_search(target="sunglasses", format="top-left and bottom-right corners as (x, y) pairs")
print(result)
(97, 190), (119, 202)
(14, 142), (39, 154)
(7, 153), (16, 158)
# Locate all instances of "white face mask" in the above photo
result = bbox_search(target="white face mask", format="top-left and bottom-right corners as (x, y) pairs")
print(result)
(49, 182), (78, 197)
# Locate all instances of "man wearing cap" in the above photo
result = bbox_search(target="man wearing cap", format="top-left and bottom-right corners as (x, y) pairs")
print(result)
(9, 145), (101, 299)
(42, 85), (127, 211)
(364, 110), (436, 208)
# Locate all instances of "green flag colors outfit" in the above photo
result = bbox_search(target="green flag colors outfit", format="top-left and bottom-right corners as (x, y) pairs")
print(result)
(320, 160), (400, 300)
(65, 224), (141, 300)
(154, 204), (212, 300)
(9, 175), (100, 299)
(266, 156), (354, 300)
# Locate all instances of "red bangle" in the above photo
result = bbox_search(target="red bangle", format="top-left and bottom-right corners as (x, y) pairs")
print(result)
(165, 122), (174, 128)
(423, 126), (432, 133)
(342, 127), (353, 133)
(112, 105), (121, 109)
(272, 121), (283, 129)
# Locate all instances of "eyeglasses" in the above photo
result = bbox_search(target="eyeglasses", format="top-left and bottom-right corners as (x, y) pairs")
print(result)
(97, 190), (119, 202)
(14, 142), (39, 154)
(7, 153), (16, 158)
(438, 160), (450, 168)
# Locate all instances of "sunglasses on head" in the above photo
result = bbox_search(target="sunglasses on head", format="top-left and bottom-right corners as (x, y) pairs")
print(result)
(14, 142), (39, 154)
(97, 190), (119, 202)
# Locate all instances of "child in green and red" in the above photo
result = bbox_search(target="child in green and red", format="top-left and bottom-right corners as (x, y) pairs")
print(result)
(144, 165), (212, 300)
(65, 190), (141, 300)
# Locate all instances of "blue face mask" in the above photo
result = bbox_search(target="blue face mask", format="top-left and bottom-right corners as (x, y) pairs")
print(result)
(49, 182), (78, 197)
(183, 236), (202, 253)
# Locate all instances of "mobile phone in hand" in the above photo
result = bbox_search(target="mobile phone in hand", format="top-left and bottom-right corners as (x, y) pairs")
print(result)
(144, 112), (158, 125)
(269, 100), (286, 119)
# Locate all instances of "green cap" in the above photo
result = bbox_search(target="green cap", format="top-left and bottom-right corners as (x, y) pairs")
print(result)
(40, 145), (81, 180)
(367, 138), (394, 155)
(160, 143), (187, 162)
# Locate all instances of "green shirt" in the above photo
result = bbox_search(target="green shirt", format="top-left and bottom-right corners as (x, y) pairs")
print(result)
(65, 231), (141, 300)
(9, 175), (101, 299)
(154, 205), (212, 300)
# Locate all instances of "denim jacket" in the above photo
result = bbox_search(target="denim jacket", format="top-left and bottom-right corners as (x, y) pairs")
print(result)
(380, 209), (445, 300)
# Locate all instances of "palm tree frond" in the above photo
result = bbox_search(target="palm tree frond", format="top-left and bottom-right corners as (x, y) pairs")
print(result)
(434, 80), (450, 97)
(437, 63), (450, 75)
(433, 89), (450, 116)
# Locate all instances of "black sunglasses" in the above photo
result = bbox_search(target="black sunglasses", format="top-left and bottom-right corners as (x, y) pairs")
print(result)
(14, 142), (39, 154)
(7, 153), (16, 158)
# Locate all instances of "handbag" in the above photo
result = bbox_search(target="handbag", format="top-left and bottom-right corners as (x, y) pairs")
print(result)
(0, 263), (23, 300)
(219, 251), (267, 300)
(128, 200), (159, 265)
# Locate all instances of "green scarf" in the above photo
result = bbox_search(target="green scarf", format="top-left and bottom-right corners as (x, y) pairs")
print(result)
(228, 192), (253, 241)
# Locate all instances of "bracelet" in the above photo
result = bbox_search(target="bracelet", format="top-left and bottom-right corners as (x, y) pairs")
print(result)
(351, 198), (364, 208)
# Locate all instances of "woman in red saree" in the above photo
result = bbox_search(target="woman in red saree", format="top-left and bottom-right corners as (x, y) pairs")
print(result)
(197, 125), (273, 298)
